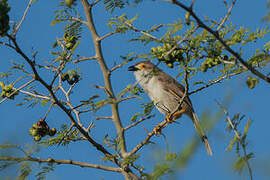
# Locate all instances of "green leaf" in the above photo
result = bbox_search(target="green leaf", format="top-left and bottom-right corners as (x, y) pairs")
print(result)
(225, 135), (239, 151)
(165, 152), (177, 161)
(18, 162), (31, 180)
(151, 163), (172, 180)
(234, 153), (254, 173)
(242, 118), (251, 139)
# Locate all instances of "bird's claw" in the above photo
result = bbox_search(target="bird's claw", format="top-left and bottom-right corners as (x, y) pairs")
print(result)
(153, 123), (162, 135)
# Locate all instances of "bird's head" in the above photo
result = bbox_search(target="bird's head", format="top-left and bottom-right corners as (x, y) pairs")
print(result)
(128, 61), (160, 82)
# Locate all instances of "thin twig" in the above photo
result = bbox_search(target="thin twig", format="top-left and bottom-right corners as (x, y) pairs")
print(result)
(96, 116), (113, 120)
(0, 41), (15, 49)
(15, 0), (33, 34)
(69, 17), (87, 24)
(98, 30), (118, 41)
(58, 123), (75, 146)
(189, 71), (241, 95)
(124, 22), (161, 42)
(0, 156), (122, 172)
(90, 0), (102, 7)
(118, 96), (137, 103)
(19, 90), (50, 100)
(43, 103), (54, 120)
(0, 79), (35, 105)
(72, 56), (97, 63)
(243, 146), (253, 180)
(217, 0), (237, 31)
(13, 74), (33, 86)
(215, 100), (240, 139)
(124, 115), (154, 131)
(87, 121), (95, 132)
(89, 84), (112, 96)
(109, 57), (137, 75)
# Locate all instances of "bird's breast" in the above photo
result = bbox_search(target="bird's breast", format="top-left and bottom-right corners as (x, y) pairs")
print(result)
(137, 75), (178, 115)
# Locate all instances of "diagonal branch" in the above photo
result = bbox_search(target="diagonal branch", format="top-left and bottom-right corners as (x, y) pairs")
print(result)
(15, 0), (33, 34)
(124, 115), (154, 131)
(217, 0), (237, 31)
(0, 78), (35, 105)
(189, 71), (241, 95)
(215, 100), (240, 139)
(0, 156), (122, 172)
(167, 0), (270, 83)
(6, 34), (120, 167)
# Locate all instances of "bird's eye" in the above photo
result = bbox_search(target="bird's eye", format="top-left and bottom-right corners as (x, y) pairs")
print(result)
(140, 64), (146, 69)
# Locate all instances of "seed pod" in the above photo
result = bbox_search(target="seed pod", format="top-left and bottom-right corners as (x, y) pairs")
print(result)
(34, 135), (42, 142)
(0, 81), (4, 88)
(61, 73), (69, 81)
(185, 12), (190, 25)
(49, 128), (57, 136)
(32, 123), (39, 129)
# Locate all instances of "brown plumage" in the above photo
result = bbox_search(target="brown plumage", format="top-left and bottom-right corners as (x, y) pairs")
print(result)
(128, 61), (212, 156)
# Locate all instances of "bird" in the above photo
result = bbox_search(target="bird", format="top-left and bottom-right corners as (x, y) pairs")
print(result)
(128, 61), (212, 156)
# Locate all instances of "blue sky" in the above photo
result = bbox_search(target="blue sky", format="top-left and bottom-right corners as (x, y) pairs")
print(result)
(0, 0), (270, 180)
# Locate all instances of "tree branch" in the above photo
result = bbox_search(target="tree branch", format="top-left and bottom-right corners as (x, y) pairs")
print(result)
(6, 34), (120, 168)
(98, 30), (118, 41)
(109, 56), (136, 75)
(15, 0), (33, 34)
(168, 0), (270, 83)
(0, 156), (122, 172)
(80, 0), (127, 156)
(189, 71), (241, 95)
(0, 78), (35, 105)
(217, 0), (237, 31)
(215, 100), (240, 139)
(72, 56), (97, 63)
(124, 115), (154, 131)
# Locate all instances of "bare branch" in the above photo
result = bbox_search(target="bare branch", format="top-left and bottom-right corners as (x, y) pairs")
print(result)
(189, 71), (241, 95)
(124, 115), (154, 131)
(98, 30), (118, 41)
(124, 22), (161, 41)
(215, 100), (240, 139)
(217, 0), (237, 31)
(69, 17), (87, 24)
(19, 90), (50, 100)
(0, 40), (15, 49)
(118, 96), (137, 103)
(90, 0), (102, 7)
(96, 116), (113, 120)
(72, 56), (97, 63)
(15, 0), (33, 34)
(0, 156), (122, 172)
(109, 57), (136, 75)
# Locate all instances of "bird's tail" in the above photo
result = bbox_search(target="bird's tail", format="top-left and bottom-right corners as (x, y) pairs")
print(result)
(191, 112), (213, 156)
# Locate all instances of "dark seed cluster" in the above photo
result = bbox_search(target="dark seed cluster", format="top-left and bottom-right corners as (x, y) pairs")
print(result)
(29, 118), (56, 142)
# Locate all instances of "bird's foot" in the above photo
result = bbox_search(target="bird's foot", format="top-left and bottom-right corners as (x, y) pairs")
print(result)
(153, 123), (163, 135)
(165, 115), (174, 125)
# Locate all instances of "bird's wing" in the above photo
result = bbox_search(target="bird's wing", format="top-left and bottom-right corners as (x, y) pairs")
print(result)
(157, 71), (193, 108)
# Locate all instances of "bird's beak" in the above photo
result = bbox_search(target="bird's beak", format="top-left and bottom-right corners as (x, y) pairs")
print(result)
(128, 65), (139, 71)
